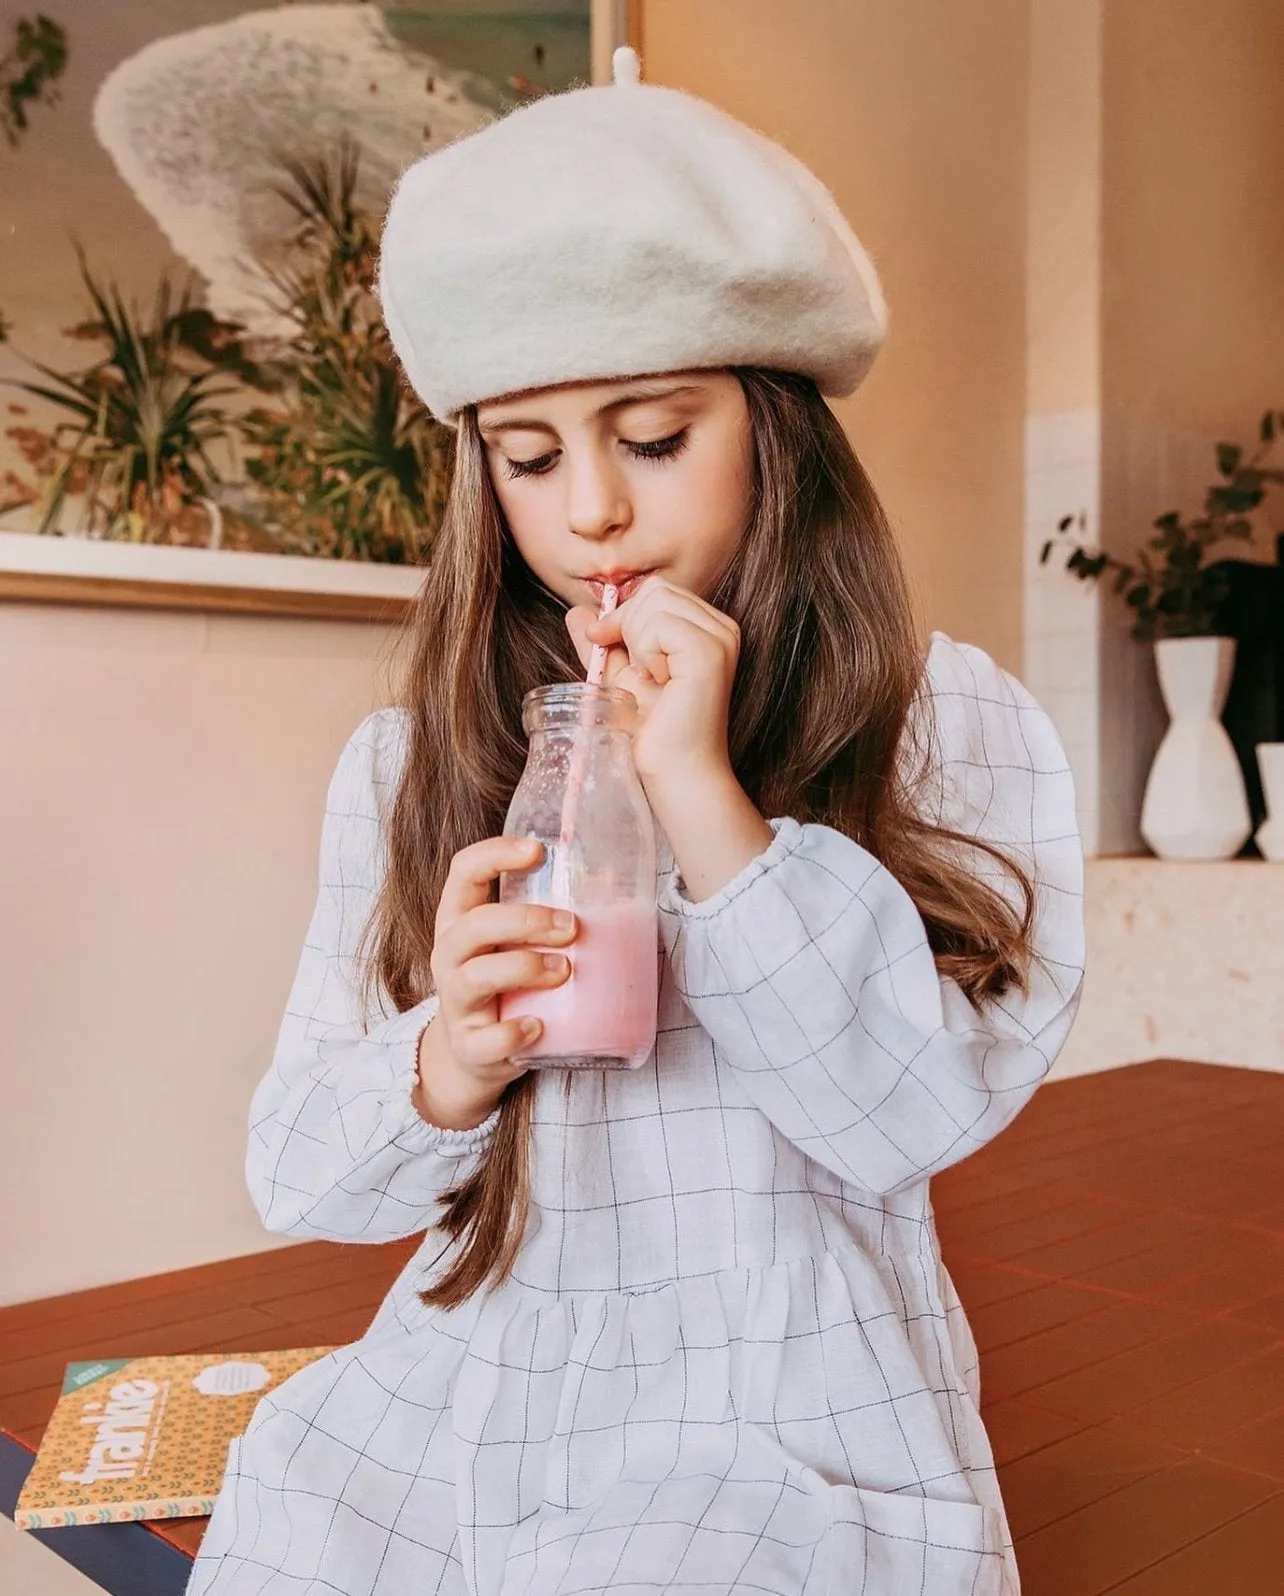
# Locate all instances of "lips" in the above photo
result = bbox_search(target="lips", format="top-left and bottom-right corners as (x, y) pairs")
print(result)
(584, 571), (653, 603)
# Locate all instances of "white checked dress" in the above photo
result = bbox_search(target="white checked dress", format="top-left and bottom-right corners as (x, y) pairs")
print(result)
(187, 635), (1084, 1596)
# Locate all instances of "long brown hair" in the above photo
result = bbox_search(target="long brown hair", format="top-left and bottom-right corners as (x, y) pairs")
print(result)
(367, 368), (1034, 1310)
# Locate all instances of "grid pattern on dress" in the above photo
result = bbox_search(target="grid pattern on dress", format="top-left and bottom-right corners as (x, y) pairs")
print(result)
(188, 634), (1084, 1596)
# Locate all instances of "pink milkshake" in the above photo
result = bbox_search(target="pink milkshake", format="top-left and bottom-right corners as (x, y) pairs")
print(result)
(500, 602), (658, 1072)
(501, 901), (658, 1069)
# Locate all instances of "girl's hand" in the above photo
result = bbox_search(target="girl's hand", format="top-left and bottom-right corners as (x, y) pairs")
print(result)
(566, 577), (740, 797)
(415, 837), (576, 1130)
(567, 580), (774, 902)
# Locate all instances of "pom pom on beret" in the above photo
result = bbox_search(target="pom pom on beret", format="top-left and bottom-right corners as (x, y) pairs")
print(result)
(379, 49), (887, 419)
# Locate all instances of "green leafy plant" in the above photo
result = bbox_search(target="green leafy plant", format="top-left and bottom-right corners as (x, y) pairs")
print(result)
(1, 13), (68, 147)
(2, 15), (68, 343)
(4, 133), (446, 562)
(1041, 410), (1284, 642)
(236, 140), (450, 562)
(7, 253), (239, 541)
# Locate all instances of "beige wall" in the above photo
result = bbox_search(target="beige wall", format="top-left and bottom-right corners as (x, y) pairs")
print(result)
(1027, 0), (1102, 416)
(642, 0), (1031, 672)
(1102, 0), (1284, 437)
(1, 605), (394, 1303)
(1026, 0), (1284, 435)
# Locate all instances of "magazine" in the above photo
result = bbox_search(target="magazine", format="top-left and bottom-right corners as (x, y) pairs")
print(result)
(15, 1347), (334, 1529)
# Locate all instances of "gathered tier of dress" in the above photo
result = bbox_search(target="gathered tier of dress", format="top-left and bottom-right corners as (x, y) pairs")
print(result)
(185, 635), (1085, 1596)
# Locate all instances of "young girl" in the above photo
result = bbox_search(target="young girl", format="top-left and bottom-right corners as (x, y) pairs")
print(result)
(189, 52), (1083, 1596)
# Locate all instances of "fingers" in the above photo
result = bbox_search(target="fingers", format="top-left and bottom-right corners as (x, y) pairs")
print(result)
(451, 946), (572, 1009)
(428, 842), (582, 1092)
(588, 577), (738, 644)
(432, 896), (575, 1023)
(586, 578), (739, 675)
(606, 661), (664, 713)
(438, 900), (576, 968)
(435, 836), (544, 931)
(626, 610), (736, 686)
(451, 1015), (546, 1072)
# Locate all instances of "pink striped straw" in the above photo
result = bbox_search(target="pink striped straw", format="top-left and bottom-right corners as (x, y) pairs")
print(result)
(586, 583), (619, 686)
(552, 584), (621, 900)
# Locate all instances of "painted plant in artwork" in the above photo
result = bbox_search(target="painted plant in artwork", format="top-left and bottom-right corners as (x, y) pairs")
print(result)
(0, 3), (591, 564)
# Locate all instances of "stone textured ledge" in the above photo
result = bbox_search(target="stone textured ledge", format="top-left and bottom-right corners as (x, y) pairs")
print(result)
(1051, 857), (1284, 1079)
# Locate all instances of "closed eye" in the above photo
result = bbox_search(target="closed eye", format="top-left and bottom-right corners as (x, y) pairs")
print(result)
(500, 429), (689, 480)
(626, 430), (689, 464)
(502, 449), (560, 480)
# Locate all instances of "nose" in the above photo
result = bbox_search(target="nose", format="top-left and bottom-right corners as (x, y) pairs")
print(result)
(565, 447), (630, 542)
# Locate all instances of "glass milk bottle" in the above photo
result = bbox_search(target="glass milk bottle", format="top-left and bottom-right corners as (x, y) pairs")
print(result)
(498, 683), (658, 1070)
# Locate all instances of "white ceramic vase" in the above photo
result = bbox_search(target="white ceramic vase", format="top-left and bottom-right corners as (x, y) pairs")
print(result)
(1140, 636), (1251, 861)
(1255, 743), (1284, 862)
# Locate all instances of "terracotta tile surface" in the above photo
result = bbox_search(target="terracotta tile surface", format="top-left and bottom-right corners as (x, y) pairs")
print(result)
(930, 1177), (1097, 1233)
(1020, 1317), (1274, 1422)
(1099, 1491), (1284, 1595)
(997, 1423), (1184, 1538)
(1108, 1348), (1284, 1450)
(1151, 1251), (1284, 1316)
(249, 1277), (395, 1324)
(301, 1307), (384, 1345)
(0, 1286), (259, 1366)
(942, 1261), (1051, 1311)
(955, 1196), (1136, 1264)
(1228, 1288), (1284, 1335)
(1011, 1457), (1280, 1595)
(0, 1057), (1280, 1595)
(1071, 1221), (1266, 1294)
(1006, 1210), (1204, 1280)
(966, 1279), (1122, 1354)
(938, 1058), (1284, 1595)
(979, 1398), (1088, 1469)
(1202, 1405), (1284, 1483)
(979, 1299), (1191, 1404)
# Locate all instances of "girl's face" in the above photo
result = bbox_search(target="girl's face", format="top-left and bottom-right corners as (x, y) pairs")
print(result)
(477, 371), (755, 608)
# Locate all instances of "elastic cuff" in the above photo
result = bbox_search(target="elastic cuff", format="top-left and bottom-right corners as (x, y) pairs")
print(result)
(377, 997), (501, 1154)
(658, 817), (805, 922)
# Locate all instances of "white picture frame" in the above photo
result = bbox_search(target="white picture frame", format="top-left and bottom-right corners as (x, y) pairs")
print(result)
(0, 1), (637, 624)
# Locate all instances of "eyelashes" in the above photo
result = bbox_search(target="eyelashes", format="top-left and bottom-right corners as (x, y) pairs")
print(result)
(502, 450), (559, 480)
(501, 429), (691, 480)
(628, 430), (690, 465)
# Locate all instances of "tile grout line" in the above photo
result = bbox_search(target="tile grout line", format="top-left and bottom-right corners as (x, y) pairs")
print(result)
(1088, 1482), (1284, 1595)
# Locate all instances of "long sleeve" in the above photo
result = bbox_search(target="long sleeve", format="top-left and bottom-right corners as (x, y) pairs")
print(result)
(247, 710), (496, 1241)
(658, 635), (1085, 1197)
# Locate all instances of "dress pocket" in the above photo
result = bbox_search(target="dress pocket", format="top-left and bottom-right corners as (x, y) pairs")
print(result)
(822, 1481), (1005, 1596)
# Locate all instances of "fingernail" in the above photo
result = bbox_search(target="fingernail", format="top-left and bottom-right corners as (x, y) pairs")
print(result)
(552, 910), (575, 931)
(543, 954), (568, 974)
(522, 1017), (542, 1039)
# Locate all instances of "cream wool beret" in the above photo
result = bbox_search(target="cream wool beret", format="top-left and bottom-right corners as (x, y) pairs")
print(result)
(379, 48), (887, 419)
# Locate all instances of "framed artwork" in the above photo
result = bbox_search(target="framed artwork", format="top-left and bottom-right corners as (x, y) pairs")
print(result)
(0, 0), (637, 622)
